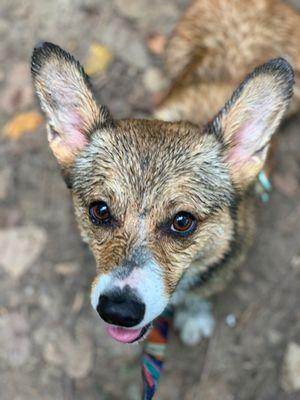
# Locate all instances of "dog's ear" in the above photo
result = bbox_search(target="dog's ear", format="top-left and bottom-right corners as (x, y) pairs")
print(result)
(31, 42), (113, 171)
(208, 58), (294, 190)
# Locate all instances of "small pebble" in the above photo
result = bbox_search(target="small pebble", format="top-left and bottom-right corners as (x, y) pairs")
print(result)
(143, 67), (168, 93)
(24, 286), (34, 296)
(291, 255), (300, 271)
(225, 314), (237, 328)
(281, 342), (300, 392)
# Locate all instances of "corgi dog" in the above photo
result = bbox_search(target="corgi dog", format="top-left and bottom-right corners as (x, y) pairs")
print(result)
(31, 0), (298, 345)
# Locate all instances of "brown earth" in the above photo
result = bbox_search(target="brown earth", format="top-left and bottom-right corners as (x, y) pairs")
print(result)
(0, 0), (300, 399)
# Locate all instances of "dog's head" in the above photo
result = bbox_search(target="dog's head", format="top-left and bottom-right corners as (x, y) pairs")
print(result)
(32, 42), (293, 343)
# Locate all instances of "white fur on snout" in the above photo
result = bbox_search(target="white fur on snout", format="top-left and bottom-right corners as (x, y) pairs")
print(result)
(116, 260), (168, 328)
(90, 260), (168, 328)
(90, 274), (113, 310)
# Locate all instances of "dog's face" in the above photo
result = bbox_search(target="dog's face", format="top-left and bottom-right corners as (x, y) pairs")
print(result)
(32, 42), (293, 343)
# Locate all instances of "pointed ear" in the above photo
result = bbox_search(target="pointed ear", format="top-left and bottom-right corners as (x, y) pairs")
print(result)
(209, 58), (294, 190)
(31, 42), (113, 170)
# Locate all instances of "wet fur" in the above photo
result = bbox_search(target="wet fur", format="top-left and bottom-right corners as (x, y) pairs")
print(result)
(31, 0), (297, 341)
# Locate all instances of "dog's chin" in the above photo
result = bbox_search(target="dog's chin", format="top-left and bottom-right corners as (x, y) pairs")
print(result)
(104, 323), (152, 344)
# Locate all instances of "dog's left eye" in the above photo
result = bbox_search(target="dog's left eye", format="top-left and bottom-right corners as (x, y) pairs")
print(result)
(89, 201), (112, 226)
(171, 211), (196, 235)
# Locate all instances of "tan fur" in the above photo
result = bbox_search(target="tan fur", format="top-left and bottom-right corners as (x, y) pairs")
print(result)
(71, 120), (234, 296)
(31, 0), (297, 331)
(157, 0), (300, 125)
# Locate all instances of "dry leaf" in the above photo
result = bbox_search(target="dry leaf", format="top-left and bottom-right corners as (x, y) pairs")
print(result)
(3, 111), (43, 140)
(151, 91), (168, 106)
(147, 34), (166, 55)
(84, 43), (112, 75)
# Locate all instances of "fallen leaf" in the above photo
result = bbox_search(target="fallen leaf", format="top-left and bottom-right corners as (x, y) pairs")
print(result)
(2, 111), (43, 140)
(151, 91), (168, 106)
(55, 262), (79, 276)
(84, 43), (112, 75)
(146, 34), (167, 55)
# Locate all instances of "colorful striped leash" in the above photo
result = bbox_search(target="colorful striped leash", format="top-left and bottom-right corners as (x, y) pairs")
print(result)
(142, 307), (174, 400)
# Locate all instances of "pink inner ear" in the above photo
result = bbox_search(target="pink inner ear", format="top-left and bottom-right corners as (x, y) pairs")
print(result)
(57, 108), (88, 150)
(227, 114), (266, 164)
(51, 80), (90, 150)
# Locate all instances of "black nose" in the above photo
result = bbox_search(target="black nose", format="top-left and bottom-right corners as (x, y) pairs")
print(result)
(97, 289), (145, 328)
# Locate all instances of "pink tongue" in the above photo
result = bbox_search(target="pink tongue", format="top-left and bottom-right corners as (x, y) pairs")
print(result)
(105, 325), (142, 343)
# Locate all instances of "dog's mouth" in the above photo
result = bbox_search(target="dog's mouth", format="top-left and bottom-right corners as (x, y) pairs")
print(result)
(105, 323), (151, 343)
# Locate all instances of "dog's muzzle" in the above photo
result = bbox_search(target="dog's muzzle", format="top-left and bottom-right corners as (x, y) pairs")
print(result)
(91, 260), (168, 343)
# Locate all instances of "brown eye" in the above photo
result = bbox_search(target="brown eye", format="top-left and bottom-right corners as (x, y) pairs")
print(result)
(89, 201), (112, 226)
(171, 212), (196, 235)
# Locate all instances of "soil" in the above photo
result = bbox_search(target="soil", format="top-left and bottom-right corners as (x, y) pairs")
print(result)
(0, 0), (300, 399)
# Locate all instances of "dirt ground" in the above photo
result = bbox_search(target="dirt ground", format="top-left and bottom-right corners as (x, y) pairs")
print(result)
(0, 0), (300, 399)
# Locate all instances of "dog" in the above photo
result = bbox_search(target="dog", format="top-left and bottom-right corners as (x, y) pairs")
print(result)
(31, 0), (299, 346)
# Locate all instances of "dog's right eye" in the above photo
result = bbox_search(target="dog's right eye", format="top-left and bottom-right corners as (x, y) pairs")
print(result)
(89, 201), (112, 226)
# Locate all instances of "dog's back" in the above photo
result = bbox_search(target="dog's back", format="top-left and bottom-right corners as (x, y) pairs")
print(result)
(157, 0), (300, 125)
